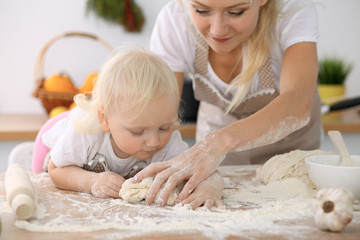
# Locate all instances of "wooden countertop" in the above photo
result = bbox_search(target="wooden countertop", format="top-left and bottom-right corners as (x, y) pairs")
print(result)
(1, 105), (360, 141)
(1, 165), (359, 239)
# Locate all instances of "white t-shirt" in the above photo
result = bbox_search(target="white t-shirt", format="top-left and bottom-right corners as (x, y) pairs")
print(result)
(42, 107), (189, 176)
(150, 0), (319, 100)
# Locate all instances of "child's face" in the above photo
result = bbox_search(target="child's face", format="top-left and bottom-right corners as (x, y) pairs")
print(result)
(99, 94), (178, 160)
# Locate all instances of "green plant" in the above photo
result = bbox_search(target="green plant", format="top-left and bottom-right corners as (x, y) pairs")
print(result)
(86, 0), (145, 32)
(318, 57), (353, 85)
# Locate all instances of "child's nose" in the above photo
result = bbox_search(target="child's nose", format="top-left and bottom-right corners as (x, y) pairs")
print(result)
(146, 132), (160, 147)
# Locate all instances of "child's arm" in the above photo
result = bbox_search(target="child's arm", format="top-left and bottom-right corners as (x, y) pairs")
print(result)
(180, 171), (224, 210)
(48, 159), (125, 198)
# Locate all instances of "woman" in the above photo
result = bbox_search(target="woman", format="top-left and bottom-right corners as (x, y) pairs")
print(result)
(134, 0), (321, 206)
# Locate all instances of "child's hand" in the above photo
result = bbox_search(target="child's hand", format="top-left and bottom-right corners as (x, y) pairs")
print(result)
(91, 172), (125, 198)
(180, 172), (224, 210)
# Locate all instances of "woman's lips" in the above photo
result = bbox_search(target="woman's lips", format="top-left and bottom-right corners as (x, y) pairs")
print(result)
(212, 37), (230, 43)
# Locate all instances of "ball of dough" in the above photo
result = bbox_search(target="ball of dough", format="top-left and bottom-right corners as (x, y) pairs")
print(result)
(119, 177), (184, 206)
(256, 149), (333, 188)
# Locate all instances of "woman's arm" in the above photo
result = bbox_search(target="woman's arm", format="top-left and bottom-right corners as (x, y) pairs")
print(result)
(48, 159), (125, 198)
(227, 41), (318, 152)
(136, 42), (318, 205)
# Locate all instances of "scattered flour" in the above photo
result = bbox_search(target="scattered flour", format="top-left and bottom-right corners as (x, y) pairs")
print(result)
(1, 167), (359, 239)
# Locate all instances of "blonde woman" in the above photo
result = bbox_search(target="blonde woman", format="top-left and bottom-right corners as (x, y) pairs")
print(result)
(41, 47), (223, 209)
(134, 0), (321, 206)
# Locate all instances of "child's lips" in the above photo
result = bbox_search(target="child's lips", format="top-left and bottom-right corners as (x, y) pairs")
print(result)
(143, 149), (156, 154)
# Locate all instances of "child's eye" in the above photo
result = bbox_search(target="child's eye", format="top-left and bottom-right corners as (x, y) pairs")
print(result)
(131, 131), (144, 136)
(159, 126), (171, 132)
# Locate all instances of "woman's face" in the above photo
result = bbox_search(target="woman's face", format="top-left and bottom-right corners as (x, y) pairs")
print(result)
(189, 0), (268, 54)
(99, 94), (178, 160)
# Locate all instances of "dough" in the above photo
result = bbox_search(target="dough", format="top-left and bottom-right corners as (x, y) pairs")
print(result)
(256, 149), (333, 188)
(119, 177), (184, 206)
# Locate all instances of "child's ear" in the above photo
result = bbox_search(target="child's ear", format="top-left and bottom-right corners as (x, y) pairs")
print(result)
(98, 108), (110, 132)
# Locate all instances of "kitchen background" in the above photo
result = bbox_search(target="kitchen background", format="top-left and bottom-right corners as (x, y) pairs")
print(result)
(0, 0), (359, 172)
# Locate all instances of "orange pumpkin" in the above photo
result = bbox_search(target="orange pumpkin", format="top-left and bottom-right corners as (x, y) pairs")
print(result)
(43, 73), (78, 94)
(79, 72), (98, 93)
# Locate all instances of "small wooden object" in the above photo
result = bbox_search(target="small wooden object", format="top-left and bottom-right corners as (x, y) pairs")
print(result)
(5, 164), (35, 219)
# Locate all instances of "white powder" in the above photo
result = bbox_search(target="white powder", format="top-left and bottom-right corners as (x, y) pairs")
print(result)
(236, 116), (310, 152)
(2, 168), (359, 239)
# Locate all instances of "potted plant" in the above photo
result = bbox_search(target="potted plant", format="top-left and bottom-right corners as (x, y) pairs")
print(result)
(317, 57), (353, 104)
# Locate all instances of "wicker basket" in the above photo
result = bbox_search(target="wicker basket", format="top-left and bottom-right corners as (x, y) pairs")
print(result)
(32, 32), (113, 114)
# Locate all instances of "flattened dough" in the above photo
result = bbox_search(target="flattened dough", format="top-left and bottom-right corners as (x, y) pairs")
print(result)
(119, 177), (184, 206)
(256, 149), (333, 188)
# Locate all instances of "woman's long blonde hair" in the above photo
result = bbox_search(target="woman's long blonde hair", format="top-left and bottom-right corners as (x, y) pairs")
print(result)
(227, 0), (278, 113)
(73, 46), (180, 134)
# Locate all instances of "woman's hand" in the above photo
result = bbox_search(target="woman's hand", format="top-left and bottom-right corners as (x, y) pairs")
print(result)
(180, 171), (224, 210)
(133, 130), (230, 206)
(91, 171), (125, 198)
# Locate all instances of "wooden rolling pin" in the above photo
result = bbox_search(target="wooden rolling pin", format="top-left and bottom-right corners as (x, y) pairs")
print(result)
(5, 164), (35, 219)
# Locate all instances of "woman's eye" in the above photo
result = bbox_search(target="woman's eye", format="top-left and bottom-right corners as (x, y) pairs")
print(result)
(228, 10), (245, 16)
(195, 8), (210, 15)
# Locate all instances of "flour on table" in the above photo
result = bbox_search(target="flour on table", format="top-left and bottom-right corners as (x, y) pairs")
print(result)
(5, 169), (360, 239)
(256, 149), (333, 188)
(119, 176), (184, 206)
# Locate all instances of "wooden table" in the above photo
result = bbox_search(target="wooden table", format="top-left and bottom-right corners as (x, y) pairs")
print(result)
(0, 114), (48, 141)
(1, 105), (359, 141)
(321, 105), (360, 133)
(1, 166), (359, 239)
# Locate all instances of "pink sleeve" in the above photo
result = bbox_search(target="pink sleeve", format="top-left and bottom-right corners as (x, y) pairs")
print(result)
(32, 111), (70, 172)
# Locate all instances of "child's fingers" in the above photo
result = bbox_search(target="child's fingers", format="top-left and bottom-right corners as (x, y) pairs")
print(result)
(177, 173), (204, 201)
(203, 199), (215, 210)
(100, 185), (120, 199)
(214, 200), (224, 209)
(188, 198), (206, 210)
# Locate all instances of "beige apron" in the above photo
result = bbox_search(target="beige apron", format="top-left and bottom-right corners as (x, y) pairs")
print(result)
(192, 35), (321, 165)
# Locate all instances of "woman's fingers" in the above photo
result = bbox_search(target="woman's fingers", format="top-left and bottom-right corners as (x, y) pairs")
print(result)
(157, 170), (190, 206)
(133, 161), (169, 183)
(145, 166), (176, 205)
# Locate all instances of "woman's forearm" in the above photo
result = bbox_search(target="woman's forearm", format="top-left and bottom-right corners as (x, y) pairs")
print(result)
(228, 94), (311, 153)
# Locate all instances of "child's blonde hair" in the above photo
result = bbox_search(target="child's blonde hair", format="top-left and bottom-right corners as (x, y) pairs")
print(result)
(73, 46), (180, 133)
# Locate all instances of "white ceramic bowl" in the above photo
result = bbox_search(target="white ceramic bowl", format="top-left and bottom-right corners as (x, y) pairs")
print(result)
(305, 155), (360, 200)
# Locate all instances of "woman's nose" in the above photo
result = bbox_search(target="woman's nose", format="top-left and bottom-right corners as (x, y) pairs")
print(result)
(210, 14), (228, 37)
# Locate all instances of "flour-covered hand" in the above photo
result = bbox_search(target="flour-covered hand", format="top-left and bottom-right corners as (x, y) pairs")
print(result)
(133, 131), (230, 206)
(91, 171), (125, 198)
